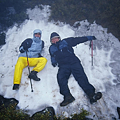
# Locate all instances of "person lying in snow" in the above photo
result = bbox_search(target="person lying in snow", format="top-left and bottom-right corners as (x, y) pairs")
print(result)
(13, 29), (47, 90)
(49, 32), (102, 106)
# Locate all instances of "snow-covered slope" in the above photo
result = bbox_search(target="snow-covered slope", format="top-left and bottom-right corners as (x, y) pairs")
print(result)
(0, 5), (120, 119)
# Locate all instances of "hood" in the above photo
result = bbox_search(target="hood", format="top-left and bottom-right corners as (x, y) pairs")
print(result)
(33, 29), (42, 38)
(33, 29), (42, 43)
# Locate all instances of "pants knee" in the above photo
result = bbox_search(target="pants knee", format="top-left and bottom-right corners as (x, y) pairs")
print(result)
(41, 57), (47, 65)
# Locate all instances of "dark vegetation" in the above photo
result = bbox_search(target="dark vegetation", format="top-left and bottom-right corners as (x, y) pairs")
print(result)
(50, 0), (120, 41)
(0, 104), (90, 120)
(0, 0), (120, 45)
(0, 95), (90, 120)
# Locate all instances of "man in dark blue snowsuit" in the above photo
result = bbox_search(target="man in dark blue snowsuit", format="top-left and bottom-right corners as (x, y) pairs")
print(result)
(49, 32), (102, 107)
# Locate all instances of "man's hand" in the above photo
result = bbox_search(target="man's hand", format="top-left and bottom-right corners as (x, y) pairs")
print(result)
(52, 62), (57, 67)
(86, 36), (96, 41)
(23, 42), (30, 51)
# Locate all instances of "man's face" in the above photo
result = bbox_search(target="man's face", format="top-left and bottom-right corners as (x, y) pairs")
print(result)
(51, 37), (59, 44)
(35, 33), (41, 38)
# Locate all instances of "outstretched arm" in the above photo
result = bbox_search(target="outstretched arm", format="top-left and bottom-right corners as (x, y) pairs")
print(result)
(64, 36), (96, 47)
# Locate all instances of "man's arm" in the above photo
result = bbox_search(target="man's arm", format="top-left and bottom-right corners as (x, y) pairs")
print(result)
(64, 36), (96, 47)
(49, 46), (58, 67)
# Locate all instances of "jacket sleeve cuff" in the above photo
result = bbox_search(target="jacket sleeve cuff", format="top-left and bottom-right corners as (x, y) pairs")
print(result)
(19, 46), (25, 53)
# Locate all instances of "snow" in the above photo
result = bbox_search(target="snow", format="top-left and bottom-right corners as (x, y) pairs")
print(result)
(0, 5), (120, 119)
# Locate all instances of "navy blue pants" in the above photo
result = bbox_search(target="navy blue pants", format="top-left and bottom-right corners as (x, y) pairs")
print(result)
(57, 62), (95, 97)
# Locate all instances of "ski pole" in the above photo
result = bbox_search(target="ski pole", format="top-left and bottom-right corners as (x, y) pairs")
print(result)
(26, 51), (33, 92)
(90, 40), (93, 66)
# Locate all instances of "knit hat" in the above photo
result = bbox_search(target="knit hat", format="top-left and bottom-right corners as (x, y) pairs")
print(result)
(50, 32), (60, 43)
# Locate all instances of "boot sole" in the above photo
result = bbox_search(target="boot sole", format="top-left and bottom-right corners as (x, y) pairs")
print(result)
(90, 92), (102, 104)
(32, 78), (41, 81)
(60, 98), (75, 107)
(28, 76), (41, 81)
(13, 87), (19, 90)
(94, 92), (102, 100)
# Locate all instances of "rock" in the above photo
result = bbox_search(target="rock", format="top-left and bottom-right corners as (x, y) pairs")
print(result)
(31, 106), (55, 120)
(117, 107), (120, 119)
(0, 95), (19, 111)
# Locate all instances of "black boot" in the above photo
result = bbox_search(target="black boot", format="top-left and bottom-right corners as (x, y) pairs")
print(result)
(28, 71), (40, 81)
(60, 94), (75, 107)
(89, 92), (102, 104)
(13, 84), (19, 90)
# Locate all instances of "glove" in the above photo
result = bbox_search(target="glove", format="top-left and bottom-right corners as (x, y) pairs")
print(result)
(52, 62), (57, 67)
(86, 36), (96, 41)
(51, 57), (57, 67)
(22, 42), (30, 51)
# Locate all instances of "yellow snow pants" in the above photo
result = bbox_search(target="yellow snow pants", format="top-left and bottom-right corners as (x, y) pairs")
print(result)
(13, 57), (47, 84)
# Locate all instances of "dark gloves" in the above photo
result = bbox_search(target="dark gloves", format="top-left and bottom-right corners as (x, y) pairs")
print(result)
(52, 62), (57, 67)
(22, 39), (32, 51)
(51, 57), (57, 67)
(19, 38), (32, 53)
(52, 63), (57, 67)
(22, 42), (29, 51)
(86, 36), (96, 41)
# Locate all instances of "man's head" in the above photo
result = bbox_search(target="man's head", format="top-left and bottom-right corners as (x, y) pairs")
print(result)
(50, 32), (61, 44)
(33, 29), (42, 38)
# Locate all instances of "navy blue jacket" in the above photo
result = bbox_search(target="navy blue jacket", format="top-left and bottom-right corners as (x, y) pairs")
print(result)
(49, 37), (89, 67)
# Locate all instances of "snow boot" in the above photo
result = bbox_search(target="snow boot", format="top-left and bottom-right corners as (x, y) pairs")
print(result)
(60, 94), (75, 107)
(13, 84), (19, 90)
(28, 71), (40, 81)
(90, 92), (102, 104)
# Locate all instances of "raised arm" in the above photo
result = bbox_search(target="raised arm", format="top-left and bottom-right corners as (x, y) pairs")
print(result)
(64, 36), (96, 47)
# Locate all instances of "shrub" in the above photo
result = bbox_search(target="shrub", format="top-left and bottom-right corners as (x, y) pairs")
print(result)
(0, 105), (90, 120)
(0, 104), (30, 120)
(0, 33), (6, 45)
